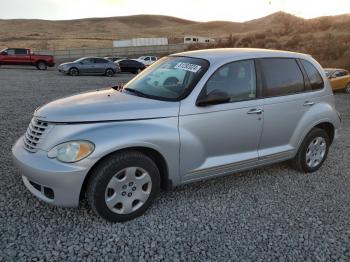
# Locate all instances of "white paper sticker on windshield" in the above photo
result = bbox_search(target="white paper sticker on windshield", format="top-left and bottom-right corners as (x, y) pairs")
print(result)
(174, 62), (202, 73)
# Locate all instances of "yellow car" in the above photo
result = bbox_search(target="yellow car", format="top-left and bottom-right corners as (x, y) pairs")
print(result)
(325, 68), (350, 93)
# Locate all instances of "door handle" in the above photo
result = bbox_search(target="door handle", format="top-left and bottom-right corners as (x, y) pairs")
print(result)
(303, 101), (315, 106)
(247, 108), (263, 114)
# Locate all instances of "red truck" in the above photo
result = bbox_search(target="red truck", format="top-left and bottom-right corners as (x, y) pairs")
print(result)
(0, 48), (55, 70)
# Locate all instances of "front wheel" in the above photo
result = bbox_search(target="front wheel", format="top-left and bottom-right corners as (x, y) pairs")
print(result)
(87, 151), (160, 222)
(69, 67), (79, 76)
(291, 128), (330, 173)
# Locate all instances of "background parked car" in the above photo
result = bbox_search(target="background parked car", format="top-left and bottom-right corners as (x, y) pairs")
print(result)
(325, 68), (350, 93)
(0, 48), (54, 70)
(104, 56), (127, 62)
(115, 59), (146, 74)
(135, 56), (158, 66)
(58, 57), (119, 76)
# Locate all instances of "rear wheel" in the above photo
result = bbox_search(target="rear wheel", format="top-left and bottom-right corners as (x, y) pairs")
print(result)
(36, 61), (47, 70)
(291, 128), (330, 173)
(105, 68), (115, 77)
(87, 151), (160, 222)
(345, 83), (350, 93)
(69, 67), (79, 76)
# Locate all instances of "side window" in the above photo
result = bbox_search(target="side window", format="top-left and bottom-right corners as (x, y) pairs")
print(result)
(144, 57), (150, 61)
(334, 71), (344, 77)
(7, 49), (15, 55)
(204, 59), (256, 103)
(15, 49), (28, 55)
(81, 58), (93, 64)
(260, 58), (304, 97)
(95, 58), (108, 63)
(339, 70), (348, 77)
(300, 59), (324, 90)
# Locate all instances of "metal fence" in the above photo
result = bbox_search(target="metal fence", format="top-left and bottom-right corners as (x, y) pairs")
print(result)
(35, 44), (189, 62)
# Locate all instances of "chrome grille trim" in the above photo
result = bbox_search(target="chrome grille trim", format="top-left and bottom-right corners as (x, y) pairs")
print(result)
(23, 118), (52, 153)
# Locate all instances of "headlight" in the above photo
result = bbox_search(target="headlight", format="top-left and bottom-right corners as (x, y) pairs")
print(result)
(48, 141), (94, 163)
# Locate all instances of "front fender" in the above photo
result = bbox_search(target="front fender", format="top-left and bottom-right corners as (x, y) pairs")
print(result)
(41, 117), (181, 186)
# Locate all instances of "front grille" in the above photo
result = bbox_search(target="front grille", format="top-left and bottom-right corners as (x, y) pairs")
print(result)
(23, 117), (51, 152)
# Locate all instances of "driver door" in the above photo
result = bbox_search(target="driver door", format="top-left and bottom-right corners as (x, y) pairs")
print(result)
(179, 59), (263, 182)
(79, 58), (95, 74)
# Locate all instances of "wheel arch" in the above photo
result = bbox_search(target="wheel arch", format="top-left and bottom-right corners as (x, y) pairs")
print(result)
(80, 146), (172, 200)
(35, 60), (47, 66)
(314, 122), (335, 144)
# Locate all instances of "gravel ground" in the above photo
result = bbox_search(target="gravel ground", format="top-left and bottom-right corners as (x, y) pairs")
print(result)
(0, 67), (349, 261)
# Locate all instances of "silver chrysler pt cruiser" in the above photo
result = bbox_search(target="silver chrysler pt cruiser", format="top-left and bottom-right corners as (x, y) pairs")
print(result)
(12, 48), (341, 222)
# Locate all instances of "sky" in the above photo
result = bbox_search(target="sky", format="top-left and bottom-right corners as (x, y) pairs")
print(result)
(0, 0), (349, 22)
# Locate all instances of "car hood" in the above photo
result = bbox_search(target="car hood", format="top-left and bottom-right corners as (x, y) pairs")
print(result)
(34, 88), (179, 123)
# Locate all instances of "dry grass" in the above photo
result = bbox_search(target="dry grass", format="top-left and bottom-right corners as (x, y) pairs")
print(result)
(0, 12), (349, 68)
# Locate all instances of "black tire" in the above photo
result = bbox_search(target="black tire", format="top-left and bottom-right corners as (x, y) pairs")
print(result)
(134, 68), (142, 74)
(345, 83), (350, 94)
(69, 67), (79, 76)
(86, 150), (160, 222)
(105, 68), (115, 77)
(291, 128), (330, 173)
(36, 61), (47, 70)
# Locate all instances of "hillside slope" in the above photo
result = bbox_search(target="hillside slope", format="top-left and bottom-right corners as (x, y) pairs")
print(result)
(0, 12), (349, 68)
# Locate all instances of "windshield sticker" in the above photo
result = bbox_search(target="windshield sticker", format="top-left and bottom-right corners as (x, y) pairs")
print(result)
(174, 62), (202, 73)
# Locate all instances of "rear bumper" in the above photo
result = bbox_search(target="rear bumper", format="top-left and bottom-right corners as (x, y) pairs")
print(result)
(12, 137), (90, 207)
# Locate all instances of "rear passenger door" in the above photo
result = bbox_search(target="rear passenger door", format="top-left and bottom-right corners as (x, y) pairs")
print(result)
(257, 58), (323, 162)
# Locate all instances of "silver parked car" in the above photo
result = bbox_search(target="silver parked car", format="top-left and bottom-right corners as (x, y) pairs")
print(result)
(58, 57), (119, 76)
(13, 48), (341, 222)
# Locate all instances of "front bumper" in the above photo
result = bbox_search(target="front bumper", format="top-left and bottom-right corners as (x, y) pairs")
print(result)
(58, 66), (69, 74)
(12, 137), (90, 207)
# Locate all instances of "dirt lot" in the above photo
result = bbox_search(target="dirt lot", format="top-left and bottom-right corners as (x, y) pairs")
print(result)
(0, 67), (349, 261)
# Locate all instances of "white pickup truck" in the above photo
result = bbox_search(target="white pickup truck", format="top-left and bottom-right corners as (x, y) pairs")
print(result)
(134, 56), (158, 66)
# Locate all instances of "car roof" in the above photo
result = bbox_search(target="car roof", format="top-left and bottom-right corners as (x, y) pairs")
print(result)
(81, 57), (108, 60)
(172, 48), (312, 64)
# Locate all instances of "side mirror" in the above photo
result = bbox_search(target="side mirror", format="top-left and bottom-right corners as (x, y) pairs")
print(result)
(1, 51), (7, 55)
(196, 89), (230, 107)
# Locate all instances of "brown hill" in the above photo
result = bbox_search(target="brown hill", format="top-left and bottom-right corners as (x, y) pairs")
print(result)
(0, 12), (349, 68)
(0, 12), (307, 49)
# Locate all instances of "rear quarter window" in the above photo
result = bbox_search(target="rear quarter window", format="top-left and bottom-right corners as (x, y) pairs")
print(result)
(260, 58), (305, 97)
(300, 59), (324, 90)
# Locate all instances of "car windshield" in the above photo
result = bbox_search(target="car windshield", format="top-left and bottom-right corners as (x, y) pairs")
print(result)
(122, 56), (209, 100)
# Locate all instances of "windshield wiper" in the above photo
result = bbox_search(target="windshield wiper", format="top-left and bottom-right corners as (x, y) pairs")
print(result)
(123, 87), (149, 98)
